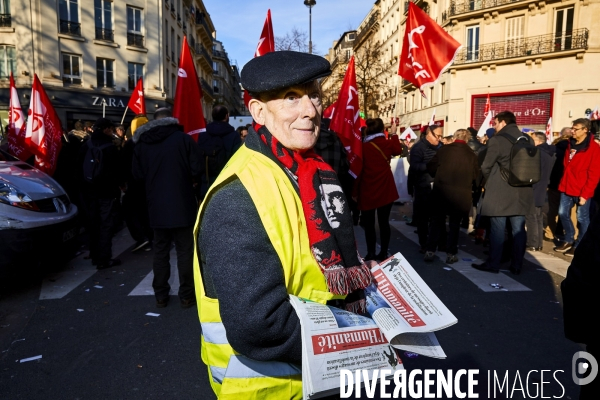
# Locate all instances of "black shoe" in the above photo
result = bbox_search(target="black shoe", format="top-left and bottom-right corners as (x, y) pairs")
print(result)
(394, 201), (405, 205)
(132, 240), (150, 253)
(180, 297), (197, 309)
(363, 253), (376, 261)
(96, 258), (122, 270)
(509, 266), (521, 275)
(406, 221), (418, 227)
(375, 252), (389, 262)
(536, 247), (543, 251)
(554, 242), (573, 253)
(526, 246), (538, 252)
(471, 262), (499, 273)
(156, 297), (169, 308)
(418, 247), (426, 254)
(564, 247), (575, 257)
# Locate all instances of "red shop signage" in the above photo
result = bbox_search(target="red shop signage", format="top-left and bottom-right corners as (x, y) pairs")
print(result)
(471, 89), (554, 128)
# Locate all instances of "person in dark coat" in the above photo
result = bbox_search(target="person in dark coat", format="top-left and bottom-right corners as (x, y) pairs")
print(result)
(545, 128), (574, 241)
(78, 118), (123, 269)
(197, 105), (242, 202)
(132, 108), (203, 308)
(472, 111), (534, 274)
(561, 209), (600, 399)
(525, 132), (556, 251)
(408, 124), (444, 252)
(425, 129), (480, 263)
(354, 118), (404, 261)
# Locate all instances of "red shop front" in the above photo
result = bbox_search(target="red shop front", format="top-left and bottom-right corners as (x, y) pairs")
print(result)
(471, 89), (553, 130)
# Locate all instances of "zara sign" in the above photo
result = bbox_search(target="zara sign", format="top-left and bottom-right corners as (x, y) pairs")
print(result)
(92, 96), (126, 108)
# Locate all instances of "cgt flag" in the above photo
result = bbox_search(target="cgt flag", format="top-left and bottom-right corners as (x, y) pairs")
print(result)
(24, 74), (63, 175)
(173, 36), (206, 141)
(244, 9), (275, 109)
(127, 77), (146, 115)
(399, 2), (461, 92)
(329, 56), (363, 178)
(6, 72), (32, 161)
(545, 117), (553, 144)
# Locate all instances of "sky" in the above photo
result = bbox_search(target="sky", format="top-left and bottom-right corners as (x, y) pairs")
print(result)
(203, 0), (377, 70)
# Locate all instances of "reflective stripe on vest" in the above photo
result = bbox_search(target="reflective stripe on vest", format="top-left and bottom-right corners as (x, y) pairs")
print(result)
(202, 322), (228, 345)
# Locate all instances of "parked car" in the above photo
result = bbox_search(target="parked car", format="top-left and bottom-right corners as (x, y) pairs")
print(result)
(0, 149), (79, 276)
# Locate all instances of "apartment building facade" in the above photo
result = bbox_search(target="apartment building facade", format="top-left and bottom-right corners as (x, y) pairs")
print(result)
(212, 40), (244, 117)
(322, 30), (357, 108)
(0, 0), (216, 131)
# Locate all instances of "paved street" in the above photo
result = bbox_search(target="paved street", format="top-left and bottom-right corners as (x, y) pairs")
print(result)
(0, 203), (584, 399)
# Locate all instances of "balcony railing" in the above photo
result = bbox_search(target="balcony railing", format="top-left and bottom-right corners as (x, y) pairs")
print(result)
(446, 0), (527, 19)
(196, 15), (212, 36)
(213, 49), (227, 59)
(95, 28), (114, 41)
(200, 45), (213, 65)
(453, 28), (588, 65)
(59, 19), (81, 36)
(0, 14), (11, 27)
(127, 32), (145, 48)
(355, 11), (379, 46)
(201, 78), (214, 97)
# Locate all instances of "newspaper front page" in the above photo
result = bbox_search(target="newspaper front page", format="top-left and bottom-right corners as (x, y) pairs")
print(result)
(289, 296), (403, 399)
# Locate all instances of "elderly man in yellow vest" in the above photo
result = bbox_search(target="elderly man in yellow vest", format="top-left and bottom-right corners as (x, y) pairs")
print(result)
(193, 51), (373, 399)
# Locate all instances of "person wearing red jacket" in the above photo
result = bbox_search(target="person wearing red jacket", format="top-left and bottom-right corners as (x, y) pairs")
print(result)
(354, 118), (404, 261)
(554, 118), (600, 256)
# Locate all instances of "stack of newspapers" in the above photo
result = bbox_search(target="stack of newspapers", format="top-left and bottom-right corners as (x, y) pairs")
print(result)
(290, 252), (457, 399)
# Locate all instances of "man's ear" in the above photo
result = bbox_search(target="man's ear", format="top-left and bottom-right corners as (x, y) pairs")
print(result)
(249, 99), (266, 125)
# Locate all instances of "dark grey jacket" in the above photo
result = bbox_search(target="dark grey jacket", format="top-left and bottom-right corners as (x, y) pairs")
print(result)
(532, 143), (556, 207)
(479, 123), (534, 216)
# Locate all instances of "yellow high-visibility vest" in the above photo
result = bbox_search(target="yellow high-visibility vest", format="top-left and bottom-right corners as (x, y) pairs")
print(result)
(193, 144), (345, 399)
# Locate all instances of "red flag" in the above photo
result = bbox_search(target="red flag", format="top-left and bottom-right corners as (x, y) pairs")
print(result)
(127, 77), (146, 115)
(484, 93), (491, 117)
(329, 56), (363, 178)
(255, 9), (275, 57)
(398, 3), (461, 92)
(24, 74), (63, 175)
(173, 36), (206, 141)
(323, 103), (336, 120)
(590, 106), (599, 121)
(244, 9), (275, 109)
(6, 72), (33, 161)
(545, 117), (553, 144)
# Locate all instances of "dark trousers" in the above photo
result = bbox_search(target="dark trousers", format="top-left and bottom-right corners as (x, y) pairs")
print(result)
(361, 203), (393, 256)
(488, 216), (526, 271)
(122, 191), (153, 243)
(152, 226), (195, 301)
(414, 187), (446, 250)
(84, 196), (119, 264)
(525, 206), (543, 248)
(427, 212), (462, 254)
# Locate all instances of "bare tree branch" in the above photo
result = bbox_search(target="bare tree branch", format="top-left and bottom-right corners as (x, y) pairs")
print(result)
(275, 27), (318, 54)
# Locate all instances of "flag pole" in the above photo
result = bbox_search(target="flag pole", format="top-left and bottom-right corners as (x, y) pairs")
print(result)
(393, 75), (401, 123)
(103, 101), (106, 118)
(120, 106), (129, 125)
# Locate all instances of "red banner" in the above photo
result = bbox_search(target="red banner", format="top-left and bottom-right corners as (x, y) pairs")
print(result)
(24, 74), (63, 175)
(398, 3), (461, 92)
(127, 77), (146, 115)
(6, 73), (32, 161)
(173, 36), (206, 141)
(329, 56), (363, 178)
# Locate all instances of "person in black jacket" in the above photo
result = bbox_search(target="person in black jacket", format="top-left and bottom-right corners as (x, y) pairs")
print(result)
(197, 105), (242, 202)
(78, 118), (123, 270)
(525, 132), (556, 251)
(408, 125), (444, 252)
(132, 108), (202, 308)
(561, 209), (600, 399)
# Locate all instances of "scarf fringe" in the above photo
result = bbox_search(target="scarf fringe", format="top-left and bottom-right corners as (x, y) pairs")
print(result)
(323, 264), (372, 296)
(345, 298), (367, 314)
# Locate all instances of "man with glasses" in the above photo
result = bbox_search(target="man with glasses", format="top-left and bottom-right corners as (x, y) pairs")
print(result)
(408, 124), (445, 255)
(554, 118), (600, 256)
(472, 111), (534, 274)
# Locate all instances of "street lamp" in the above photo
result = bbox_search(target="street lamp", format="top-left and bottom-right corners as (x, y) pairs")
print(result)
(304, 0), (316, 54)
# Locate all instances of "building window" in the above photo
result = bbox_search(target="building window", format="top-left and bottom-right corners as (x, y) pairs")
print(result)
(96, 58), (114, 88)
(170, 28), (175, 60)
(1, 0), (11, 28)
(440, 82), (446, 102)
(177, 35), (181, 60)
(0, 45), (16, 78)
(429, 87), (434, 106)
(347, 33), (355, 41)
(505, 16), (523, 58)
(59, 0), (81, 35)
(466, 25), (479, 61)
(555, 7), (574, 51)
(62, 53), (81, 85)
(345, 49), (351, 61)
(165, 21), (169, 57)
(411, 93), (415, 112)
(127, 6), (144, 47)
(171, 73), (176, 96)
(94, 0), (113, 41)
(128, 62), (143, 90)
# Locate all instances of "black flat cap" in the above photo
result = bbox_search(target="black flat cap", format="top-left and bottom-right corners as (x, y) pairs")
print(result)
(241, 51), (331, 94)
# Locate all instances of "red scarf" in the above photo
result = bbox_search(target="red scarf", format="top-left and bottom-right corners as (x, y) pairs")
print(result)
(258, 127), (372, 298)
